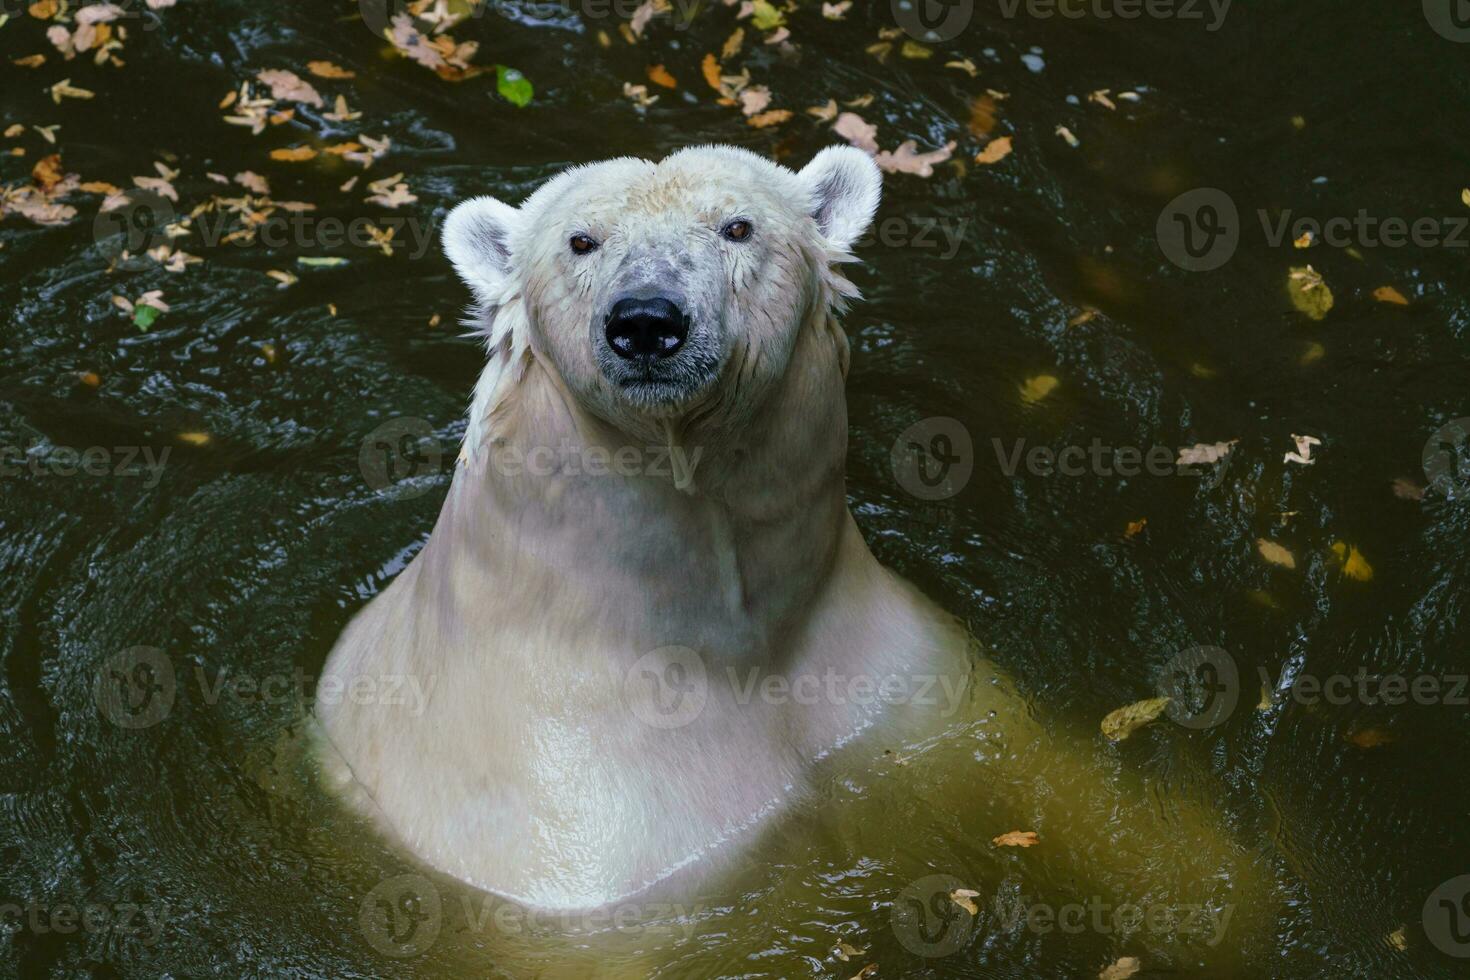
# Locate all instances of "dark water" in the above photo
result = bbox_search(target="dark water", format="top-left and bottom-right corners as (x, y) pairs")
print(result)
(4, 0), (1470, 976)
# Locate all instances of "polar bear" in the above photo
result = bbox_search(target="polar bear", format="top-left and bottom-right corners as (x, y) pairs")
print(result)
(316, 144), (976, 910)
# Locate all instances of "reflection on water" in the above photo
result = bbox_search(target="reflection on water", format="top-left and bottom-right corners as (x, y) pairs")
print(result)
(3, 0), (1470, 976)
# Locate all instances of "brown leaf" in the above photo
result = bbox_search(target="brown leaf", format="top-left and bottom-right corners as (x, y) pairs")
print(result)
(270, 146), (318, 162)
(13, 54), (47, 68)
(1124, 518), (1147, 539)
(968, 94), (997, 137)
(700, 53), (722, 91)
(747, 109), (792, 128)
(949, 888), (980, 914)
(992, 830), (1040, 848)
(31, 153), (64, 192)
(307, 60), (355, 79)
(1176, 440), (1236, 466)
(1372, 285), (1409, 306)
(647, 64), (677, 88)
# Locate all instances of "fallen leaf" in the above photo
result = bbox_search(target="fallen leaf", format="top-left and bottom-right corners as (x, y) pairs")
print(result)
(807, 99), (838, 122)
(1391, 478), (1425, 502)
(822, 0), (851, 18)
(700, 53), (722, 91)
(968, 94), (997, 137)
(1087, 89), (1116, 110)
(834, 940), (867, 961)
(992, 831), (1039, 848)
(847, 965), (877, 980)
(496, 65), (533, 107)
(256, 69), (323, 107)
(1176, 440), (1236, 466)
(876, 139), (956, 176)
(177, 431), (211, 447)
(747, 109), (792, 128)
(31, 153), (64, 191)
(1099, 957), (1141, 980)
(1372, 285), (1409, 306)
(900, 40), (932, 59)
(1283, 433), (1321, 466)
(1055, 125), (1079, 147)
(267, 269), (298, 287)
(1287, 265), (1333, 320)
(749, 0), (785, 30)
(307, 60), (355, 79)
(13, 54), (46, 68)
(1124, 518), (1147, 539)
(1257, 539), (1296, 570)
(78, 371), (101, 387)
(833, 112), (878, 153)
(1101, 696), (1170, 741)
(1019, 374), (1058, 404)
(132, 175), (177, 200)
(975, 135), (1012, 164)
(949, 888), (980, 914)
(50, 78), (95, 102)
(1387, 926), (1408, 951)
(647, 63), (677, 88)
(1346, 726), (1394, 749)
(738, 85), (771, 116)
(1300, 341), (1325, 365)
(270, 146), (318, 162)
(1330, 541), (1373, 581)
(29, 0), (58, 19)
(945, 58), (978, 76)
(721, 27), (745, 60)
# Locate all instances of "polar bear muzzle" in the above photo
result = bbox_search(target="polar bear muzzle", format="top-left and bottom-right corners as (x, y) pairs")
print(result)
(603, 295), (689, 363)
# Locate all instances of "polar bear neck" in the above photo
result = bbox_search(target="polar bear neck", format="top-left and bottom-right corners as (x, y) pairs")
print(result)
(419, 298), (855, 669)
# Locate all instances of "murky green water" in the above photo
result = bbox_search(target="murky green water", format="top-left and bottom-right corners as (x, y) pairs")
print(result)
(4, 0), (1470, 976)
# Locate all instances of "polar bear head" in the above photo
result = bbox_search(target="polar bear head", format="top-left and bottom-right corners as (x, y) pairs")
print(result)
(442, 145), (880, 450)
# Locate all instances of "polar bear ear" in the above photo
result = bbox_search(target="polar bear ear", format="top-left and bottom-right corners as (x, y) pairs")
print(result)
(798, 145), (882, 252)
(443, 195), (521, 300)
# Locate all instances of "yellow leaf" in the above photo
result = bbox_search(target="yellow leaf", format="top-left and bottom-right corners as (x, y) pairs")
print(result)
(1100, 957), (1142, 980)
(270, 146), (318, 162)
(1257, 539), (1296, 569)
(1019, 374), (1058, 404)
(900, 40), (932, 59)
(13, 54), (46, 68)
(647, 63), (677, 88)
(28, 0), (58, 18)
(1101, 696), (1169, 741)
(1330, 541), (1373, 581)
(968, 93), (997, 137)
(721, 27), (745, 60)
(1372, 285), (1409, 306)
(177, 431), (211, 447)
(975, 135), (1012, 165)
(1346, 726), (1394, 749)
(1462, 187), (1470, 208)
(1293, 230), (1313, 248)
(992, 830), (1039, 848)
(1287, 265), (1333, 320)
(1124, 518), (1147, 539)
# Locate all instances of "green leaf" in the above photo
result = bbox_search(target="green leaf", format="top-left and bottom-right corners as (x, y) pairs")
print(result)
(297, 256), (349, 269)
(750, 0), (785, 30)
(133, 305), (161, 331)
(496, 66), (533, 108)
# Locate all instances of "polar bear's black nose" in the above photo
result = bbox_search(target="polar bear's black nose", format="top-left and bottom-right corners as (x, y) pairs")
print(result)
(605, 297), (689, 361)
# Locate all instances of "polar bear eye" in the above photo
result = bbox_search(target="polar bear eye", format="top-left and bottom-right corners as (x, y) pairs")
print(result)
(721, 219), (753, 242)
(569, 234), (600, 255)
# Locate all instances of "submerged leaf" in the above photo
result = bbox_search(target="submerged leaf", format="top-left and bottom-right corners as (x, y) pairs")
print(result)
(1101, 696), (1170, 741)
